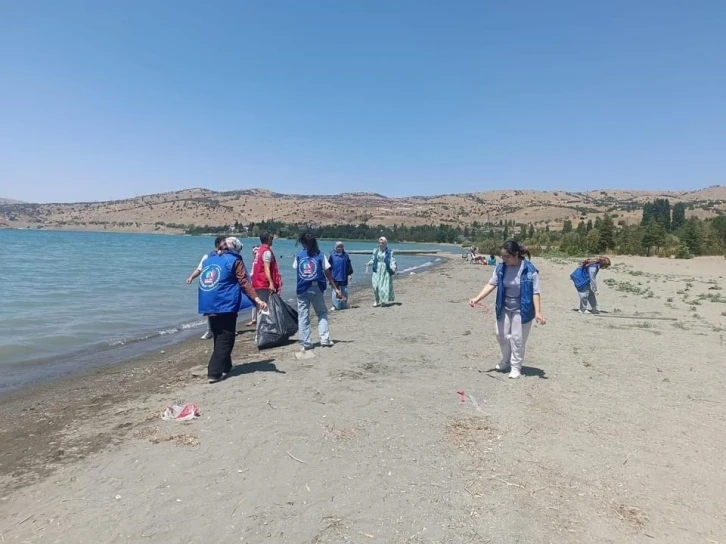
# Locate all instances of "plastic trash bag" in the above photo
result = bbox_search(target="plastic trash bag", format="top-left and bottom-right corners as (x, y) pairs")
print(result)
(161, 403), (200, 421)
(256, 292), (298, 349)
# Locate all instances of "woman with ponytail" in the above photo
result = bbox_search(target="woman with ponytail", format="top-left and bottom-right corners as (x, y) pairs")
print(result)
(570, 256), (611, 314)
(293, 233), (344, 350)
(468, 240), (546, 379)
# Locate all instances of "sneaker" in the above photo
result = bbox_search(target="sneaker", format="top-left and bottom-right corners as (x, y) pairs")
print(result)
(208, 375), (224, 384)
(330, 306), (336, 311)
(300, 344), (313, 352)
(495, 362), (510, 372)
(320, 340), (334, 347)
(201, 331), (213, 340)
(373, 302), (380, 307)
(579, 309), (591, 315)
(508, 368), (522, 379)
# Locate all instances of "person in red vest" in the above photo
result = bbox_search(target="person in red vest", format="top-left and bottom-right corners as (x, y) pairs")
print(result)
(251, 231), (283, 303)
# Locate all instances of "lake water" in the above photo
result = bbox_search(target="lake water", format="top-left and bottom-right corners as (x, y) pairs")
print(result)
(0, 229), (452, 393)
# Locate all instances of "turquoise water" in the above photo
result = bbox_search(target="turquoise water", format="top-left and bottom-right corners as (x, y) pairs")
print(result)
(0, 229), (450, 392)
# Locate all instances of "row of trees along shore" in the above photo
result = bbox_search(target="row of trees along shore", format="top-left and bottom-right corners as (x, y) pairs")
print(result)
(182, 199), (726, 259)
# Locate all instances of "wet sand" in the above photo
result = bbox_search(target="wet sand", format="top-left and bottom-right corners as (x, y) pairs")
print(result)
(1, 256), (725, 543)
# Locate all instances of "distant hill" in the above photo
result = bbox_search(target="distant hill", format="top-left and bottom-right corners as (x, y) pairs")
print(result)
(0, 198), (24, 205)
(0, 186), (724, 234)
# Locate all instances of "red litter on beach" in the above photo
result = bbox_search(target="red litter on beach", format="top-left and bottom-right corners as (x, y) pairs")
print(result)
(162, 403), (200, 421)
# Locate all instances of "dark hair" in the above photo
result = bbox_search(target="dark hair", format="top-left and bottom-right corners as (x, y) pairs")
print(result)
(259, 231), (273, 245)
(214, 236), (225, 248)
(501, 240), (531, 260)
(297, 233), (320, 257)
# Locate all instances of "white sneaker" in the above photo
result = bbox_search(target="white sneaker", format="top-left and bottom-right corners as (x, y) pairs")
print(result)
(495, 362), (510, 372)
(579, 309), (591, 314)
(373, 302), (380, 307)
(508, 368), (522, 379)
(329, 306), (336, 311)
(201, 331), (213, 340)
(320, 340), (334, 347)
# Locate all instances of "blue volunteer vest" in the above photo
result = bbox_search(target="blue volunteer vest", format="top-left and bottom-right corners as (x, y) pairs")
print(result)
(296, 249), (327, 295)
(495, 260), (538, 324)
(198, 252), (242, 314)
(570, 264), (598, 291)
(329, 251), (350, 285)
(371, 248), (394, 275)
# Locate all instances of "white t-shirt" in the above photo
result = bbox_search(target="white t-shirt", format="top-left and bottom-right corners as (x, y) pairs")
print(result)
(292, 254), (331, 271)
(262, 250), (273, 263)
(196, 254), (208, 271)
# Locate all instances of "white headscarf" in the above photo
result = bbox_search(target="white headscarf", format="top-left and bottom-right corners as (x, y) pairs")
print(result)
(225, 237), (243, 254)
(378, 236), (387, 246)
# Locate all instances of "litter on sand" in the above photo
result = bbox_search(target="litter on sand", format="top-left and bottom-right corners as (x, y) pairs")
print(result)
(162, 403), (200, 421)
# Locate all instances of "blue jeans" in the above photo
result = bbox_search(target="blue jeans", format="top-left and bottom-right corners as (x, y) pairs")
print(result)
(331, 283), (349, 310)
(297, 284), (330, 348)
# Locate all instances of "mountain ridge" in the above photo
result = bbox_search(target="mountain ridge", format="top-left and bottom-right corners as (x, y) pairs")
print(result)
(1, 186), (724, 233)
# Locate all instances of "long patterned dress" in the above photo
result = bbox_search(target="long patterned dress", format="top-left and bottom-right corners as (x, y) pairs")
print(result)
(368, 249), (397, 304)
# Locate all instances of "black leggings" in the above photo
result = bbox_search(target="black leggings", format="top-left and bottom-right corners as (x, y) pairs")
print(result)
(207, 313), (238, 379)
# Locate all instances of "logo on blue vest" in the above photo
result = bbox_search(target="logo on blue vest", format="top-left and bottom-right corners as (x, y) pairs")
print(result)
(199, 264), (222, 291)
(298, 256), (318, 280)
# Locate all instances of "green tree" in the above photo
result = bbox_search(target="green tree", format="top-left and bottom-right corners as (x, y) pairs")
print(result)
(642, 219), (666, 256)
(598, 214), (615, 251)
(586, 219), (593, 232)
(562, 220), (573, 234)
(586, 229), (602, 254)
(671, 202), (686, 231)
(528, 224), (535, 239)
(682, 217), (704, 255)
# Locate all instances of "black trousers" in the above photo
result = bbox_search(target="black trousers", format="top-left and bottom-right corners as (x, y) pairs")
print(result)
(207, 312), (238, 379)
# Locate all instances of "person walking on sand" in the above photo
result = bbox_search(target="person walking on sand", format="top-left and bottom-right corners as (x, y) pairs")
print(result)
(570, 256), (611, 314)
(251, 232), (283, 303)
(294, 233), (344, 351)
(187, 236), (226, 339)
(329, 241), (353, 310)
(468, 240), (546, 379)
(198, 237), (267, 383)
(365, 236), (397, 307)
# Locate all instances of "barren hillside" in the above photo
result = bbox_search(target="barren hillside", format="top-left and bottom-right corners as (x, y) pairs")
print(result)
(0, 186), (724, 233)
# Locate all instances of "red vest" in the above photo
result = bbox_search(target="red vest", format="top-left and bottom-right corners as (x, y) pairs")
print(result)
(252, 244), (282, 291)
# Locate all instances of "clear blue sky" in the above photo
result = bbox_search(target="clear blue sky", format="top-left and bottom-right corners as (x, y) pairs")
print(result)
(1, 0), (724, 203)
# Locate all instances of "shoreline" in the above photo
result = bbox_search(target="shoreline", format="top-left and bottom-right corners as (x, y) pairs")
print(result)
(1, 237), (448, 396)
(0, 257), (447, 496)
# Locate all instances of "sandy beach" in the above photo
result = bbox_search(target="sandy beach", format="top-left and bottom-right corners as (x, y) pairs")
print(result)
(1, 256), (725, 543)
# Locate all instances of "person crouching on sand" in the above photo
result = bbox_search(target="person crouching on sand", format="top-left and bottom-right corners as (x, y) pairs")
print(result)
(570, 256), (611, 314)
(198, 237), (267, 383)
(329, 241), (353, 310)
(294, 233), (343, 351)
(468, 240), (546, 379)
(187, 235), (226, 339)
(365, 236), (397, 307)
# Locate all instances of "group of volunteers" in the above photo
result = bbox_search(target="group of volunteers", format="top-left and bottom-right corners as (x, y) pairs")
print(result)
(187, 232), (400, 382)
(188, 230), (610, 383)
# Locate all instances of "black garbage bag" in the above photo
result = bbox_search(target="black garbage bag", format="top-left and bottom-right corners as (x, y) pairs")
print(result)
(256, 292), (299, 349)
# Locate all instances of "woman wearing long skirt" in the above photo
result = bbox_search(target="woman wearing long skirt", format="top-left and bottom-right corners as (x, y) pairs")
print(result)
(365, 237), (397, 307)
(469, 240), (546, 379)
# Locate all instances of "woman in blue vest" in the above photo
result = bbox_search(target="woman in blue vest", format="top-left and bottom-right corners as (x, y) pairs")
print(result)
(329, 241), (353, 310)
(293, 233), (344, 350)
(468, 240), (546, 379)
(365, 237), (397, 307)
(570, 256), (611, 314)
(198, 237), (267, 383)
